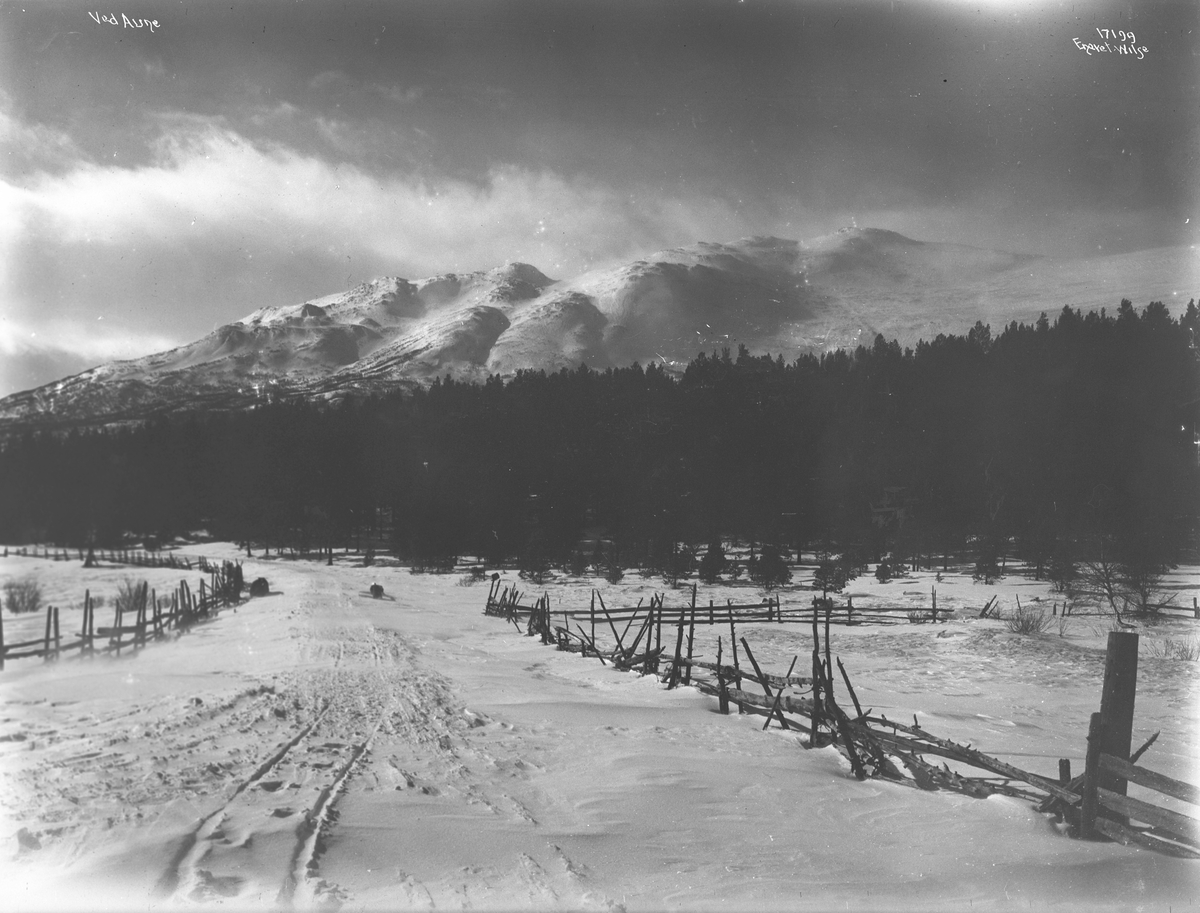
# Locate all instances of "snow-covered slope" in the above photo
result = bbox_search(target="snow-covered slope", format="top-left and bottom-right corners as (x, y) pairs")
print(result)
(1, 229), (1195, 430)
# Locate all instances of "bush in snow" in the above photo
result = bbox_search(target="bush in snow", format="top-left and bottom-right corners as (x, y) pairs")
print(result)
(114, 578), (147, 617)
(1005, 602), (1051, 635)
(1144, 636), (1200, 662)
(3, 577), (42, 614)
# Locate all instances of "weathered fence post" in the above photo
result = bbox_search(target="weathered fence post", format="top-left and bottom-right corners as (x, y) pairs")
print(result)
(114, 599), (123, 656)
(728, 616), (742, 706)
(1081, 711), (1104, 839)
(43, 605), (53, 662)
(668, 613), (686, 689)
(1059, 758), (1071, 785)
(1098, 630), (1139, 821)
(810, 598), (823, 746)
(716, 637), (729, 714)
(654, 594), (663, 659)
(137, 584), (148, 648)
(684, 586), (697, 685)
(53, 606), (60, 659)
(824, 599), (833, 686)
(0, 604), (6, 671)
(85, 591), (95, 655)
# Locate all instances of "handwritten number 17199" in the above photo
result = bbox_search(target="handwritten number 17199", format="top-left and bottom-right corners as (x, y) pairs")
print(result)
(1096, 28), (1135, 43)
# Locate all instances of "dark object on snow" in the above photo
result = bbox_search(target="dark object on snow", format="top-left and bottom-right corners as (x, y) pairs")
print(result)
(17, 828), (41, 852)
(370, 583), (384, 598)
(249, 577), (270, 597)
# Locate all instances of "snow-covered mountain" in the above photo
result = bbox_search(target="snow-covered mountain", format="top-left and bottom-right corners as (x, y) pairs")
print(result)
(1, 228), (1195, 430)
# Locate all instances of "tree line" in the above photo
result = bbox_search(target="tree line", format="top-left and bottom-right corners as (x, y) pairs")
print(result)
(1, 300), (1197, 588)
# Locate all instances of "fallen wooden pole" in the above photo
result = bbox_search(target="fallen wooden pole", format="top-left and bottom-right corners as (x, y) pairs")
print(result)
(739, 638), (791, 731)
(837, 656), (864, 719)
(762, 656), (799, 731)
(867, 715), (1083, 806)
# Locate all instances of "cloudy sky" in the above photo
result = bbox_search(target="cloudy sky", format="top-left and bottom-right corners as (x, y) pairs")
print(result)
(1, 0), (1196, 396)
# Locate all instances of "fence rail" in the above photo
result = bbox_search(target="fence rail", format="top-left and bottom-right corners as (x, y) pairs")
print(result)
(1079, 711), (1200, 857)
(2, 544), (197, 570)
(483, 580), (954, 633)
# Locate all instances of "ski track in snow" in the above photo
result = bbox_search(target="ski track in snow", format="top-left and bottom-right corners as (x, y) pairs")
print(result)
(0, 550), (1197, 911)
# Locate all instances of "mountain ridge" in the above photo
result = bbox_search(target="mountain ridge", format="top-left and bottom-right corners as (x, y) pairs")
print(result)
(2, 228), (1195, 431)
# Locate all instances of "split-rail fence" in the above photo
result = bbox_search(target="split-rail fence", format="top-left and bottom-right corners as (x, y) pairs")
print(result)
(483, 580), (1199, 859)
(0, 561), (246, 669)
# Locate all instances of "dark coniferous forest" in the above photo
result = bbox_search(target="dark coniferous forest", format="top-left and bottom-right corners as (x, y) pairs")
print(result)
(2, 302), (1198, 579)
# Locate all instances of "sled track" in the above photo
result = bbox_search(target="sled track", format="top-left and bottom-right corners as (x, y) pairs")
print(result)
(278, 713), (384, 907)
(154, 704), (332, 899)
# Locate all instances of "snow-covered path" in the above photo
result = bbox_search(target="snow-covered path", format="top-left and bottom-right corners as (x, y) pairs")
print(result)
(1, 548), (1197, 911)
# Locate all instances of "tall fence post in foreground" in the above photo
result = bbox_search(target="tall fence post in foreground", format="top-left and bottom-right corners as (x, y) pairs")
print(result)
(810, 599), (823, 747)
(1081, 711), (1104, 839)
(42, 605), (52, 662)
(1098, 630), (1139, 822)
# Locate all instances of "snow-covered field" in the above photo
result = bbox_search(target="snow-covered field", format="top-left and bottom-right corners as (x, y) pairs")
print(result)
(1, 547), (1198, 912)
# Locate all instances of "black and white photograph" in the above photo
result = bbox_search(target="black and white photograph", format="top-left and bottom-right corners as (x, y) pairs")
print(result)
(0, 0), (1198, 909)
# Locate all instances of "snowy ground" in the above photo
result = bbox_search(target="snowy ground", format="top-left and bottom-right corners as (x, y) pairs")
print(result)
(0, 547), (1198, 912)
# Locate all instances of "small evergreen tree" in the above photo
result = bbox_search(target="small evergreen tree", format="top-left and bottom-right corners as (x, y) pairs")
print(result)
(519, 529), (553, 584)
(973, 545), (1003, 584)
(750, 544), (792, 590)
(698, 541), (727, 584)
(603, 552), (625, 584)
(565, 549), (590, 577)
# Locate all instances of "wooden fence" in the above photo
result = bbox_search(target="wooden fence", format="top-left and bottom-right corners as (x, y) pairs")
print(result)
(0, 561), (246, 669)
(2, 544), (197, 570)
(483, 580), (953, 637)
(483, 580), (1198, 859)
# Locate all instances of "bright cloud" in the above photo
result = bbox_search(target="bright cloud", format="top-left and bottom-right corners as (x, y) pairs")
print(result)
(10, 122), (752, 273)
(0, 114), (768, 395)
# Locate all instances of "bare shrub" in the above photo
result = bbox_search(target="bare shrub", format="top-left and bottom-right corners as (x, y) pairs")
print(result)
(1055, 612), (1071, 637)
(1076, 543), (1174, 620)
(1005, 602), (1051, 635)
(3, 577), (43, 614)
(114, 578), (147, 615)
(1144, 636), (1200, 662)
(456, 567), (488, 587)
